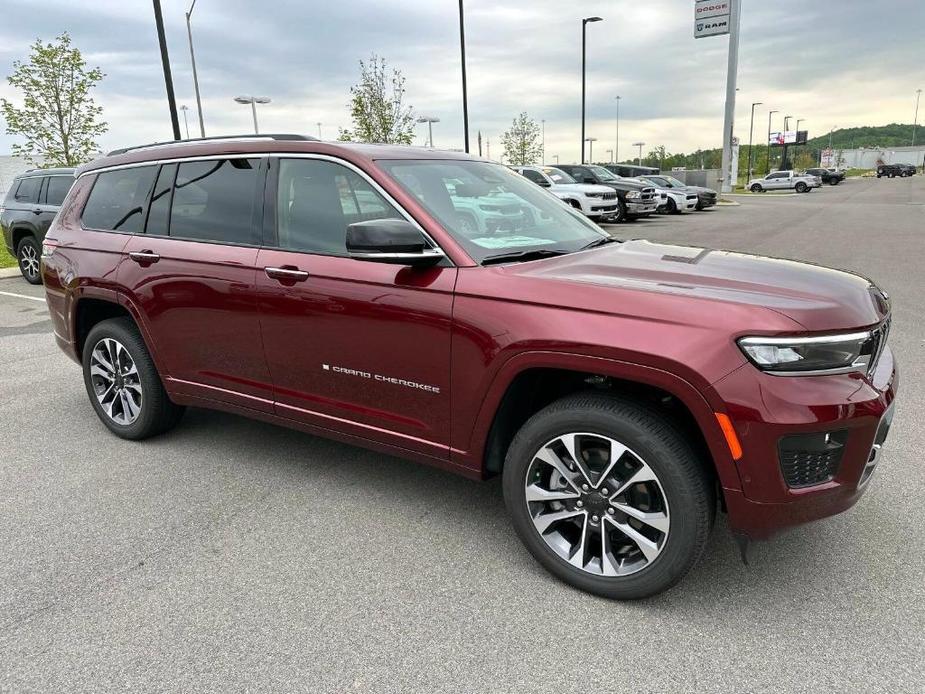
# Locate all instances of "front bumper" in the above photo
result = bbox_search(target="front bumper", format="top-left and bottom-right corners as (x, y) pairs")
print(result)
(697, 195), (717, 209)
(712, 345), (898, 539)
(626, 199), (658, 216)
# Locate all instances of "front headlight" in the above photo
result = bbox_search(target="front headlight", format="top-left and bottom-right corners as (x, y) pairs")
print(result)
(626, 190), (641, 199)
(737, 331), (876, 375)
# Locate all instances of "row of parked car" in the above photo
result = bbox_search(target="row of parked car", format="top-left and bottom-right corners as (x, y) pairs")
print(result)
(511, 164), (718, 224)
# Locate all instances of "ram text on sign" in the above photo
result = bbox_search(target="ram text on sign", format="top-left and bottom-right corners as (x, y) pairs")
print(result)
(694, 17), (730, 38)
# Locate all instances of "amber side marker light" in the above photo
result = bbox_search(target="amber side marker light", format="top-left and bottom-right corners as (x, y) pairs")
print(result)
(715, 413), (743, 461)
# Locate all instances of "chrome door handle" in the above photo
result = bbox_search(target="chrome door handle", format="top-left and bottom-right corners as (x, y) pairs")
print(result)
(32, 208), (42, 214)
(129, 251), (160, 264)
(265, 266), (309, 282)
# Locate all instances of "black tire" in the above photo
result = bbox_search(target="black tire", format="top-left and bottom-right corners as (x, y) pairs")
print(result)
(611, 199), (627, 223)
(695, 200), (703, 210)
(82, 317), (185, 440)
(750, 184), (763, 193)
(16, 236), (42, 285)
(795, 182), (808, 193)
(502, 392), (714, 600)
(830, 180), (840, 186)
(665, 197), (678, 214)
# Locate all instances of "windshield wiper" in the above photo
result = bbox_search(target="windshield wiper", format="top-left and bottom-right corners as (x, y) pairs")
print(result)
(579, 236), (619, 251)
(481, 249), (569, 266)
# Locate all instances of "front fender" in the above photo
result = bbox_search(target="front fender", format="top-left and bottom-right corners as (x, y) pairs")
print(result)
(454, 349), (743, 492)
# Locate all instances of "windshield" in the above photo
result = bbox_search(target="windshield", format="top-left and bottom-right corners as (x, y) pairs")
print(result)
(663, 176), (686, 187)
(588, 165), (620, 182)
(378, 160), (607, 264)
(541, 167), (577, 184)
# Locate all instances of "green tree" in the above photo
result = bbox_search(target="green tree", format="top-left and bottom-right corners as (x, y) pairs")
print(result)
(338, 55), (415, 144)
(1, 33), (107, 167)
(501, 112), (542, 165)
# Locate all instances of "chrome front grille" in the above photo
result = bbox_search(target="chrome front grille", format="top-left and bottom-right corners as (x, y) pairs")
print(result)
(868, 317), (890, 376)
(640, 187), (656, 201)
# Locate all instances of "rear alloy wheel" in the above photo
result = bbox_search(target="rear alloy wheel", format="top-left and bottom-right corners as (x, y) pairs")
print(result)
(665, 197), (678, 214)
(16, 237), (41, 285)
(750, 183), (763, 193)
(795, 182), (808, 193)
(503, 393), (713, 599)
(82, 317), (184, 440)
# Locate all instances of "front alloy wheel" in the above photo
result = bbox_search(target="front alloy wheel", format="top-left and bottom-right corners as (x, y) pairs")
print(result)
(503, 393), (714, 599)
(525, 433), (669, 576)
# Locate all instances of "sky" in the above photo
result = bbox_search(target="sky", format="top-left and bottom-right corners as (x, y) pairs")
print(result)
(0, 0), (923, 164)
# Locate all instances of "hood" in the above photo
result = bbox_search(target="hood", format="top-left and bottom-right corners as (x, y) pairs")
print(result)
(598, 178), (649, 192)
(684, 185), (716, 195)
(554, 183), (617, 195)
(507, 240), (887, 331)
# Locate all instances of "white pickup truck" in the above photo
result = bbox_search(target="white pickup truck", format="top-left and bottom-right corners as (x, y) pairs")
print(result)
(747, 170), (821, 193)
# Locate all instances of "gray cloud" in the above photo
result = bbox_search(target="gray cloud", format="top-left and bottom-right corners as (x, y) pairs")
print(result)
(0, 0), (922, 162)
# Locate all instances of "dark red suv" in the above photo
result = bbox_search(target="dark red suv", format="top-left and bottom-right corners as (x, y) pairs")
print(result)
(41, 135), (897, 599)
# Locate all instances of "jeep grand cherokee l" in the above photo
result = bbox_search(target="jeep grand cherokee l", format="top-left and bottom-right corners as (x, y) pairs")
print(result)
(1, 167), (75, 283)
(41, 135), (898, 599)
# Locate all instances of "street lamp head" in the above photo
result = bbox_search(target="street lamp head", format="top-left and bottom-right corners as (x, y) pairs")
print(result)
(583, 16), (603, 23)
(234, 96), (252, 104)
(179, 104), (189, 111)
(585, 137), (597, 142)
(254, 97), (271, 104)
(753, 102), (763, 107)
(416, 116), (440, 124)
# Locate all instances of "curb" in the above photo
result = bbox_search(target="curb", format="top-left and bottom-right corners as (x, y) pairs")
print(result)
(716, 200), (741, 207)
(0, 267), (23, 279)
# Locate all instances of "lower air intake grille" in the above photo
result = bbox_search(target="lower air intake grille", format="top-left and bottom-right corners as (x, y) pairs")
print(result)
(778, 430), (848, 488)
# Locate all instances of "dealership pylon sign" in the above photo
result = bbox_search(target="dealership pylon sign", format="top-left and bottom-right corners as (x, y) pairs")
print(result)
(694, 1), (731, 38)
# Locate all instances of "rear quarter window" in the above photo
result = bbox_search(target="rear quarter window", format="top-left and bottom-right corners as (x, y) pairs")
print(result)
(82, 166), (158, 232)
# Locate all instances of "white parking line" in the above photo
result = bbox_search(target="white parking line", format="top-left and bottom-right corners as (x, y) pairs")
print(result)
(0, 290), (46, 303)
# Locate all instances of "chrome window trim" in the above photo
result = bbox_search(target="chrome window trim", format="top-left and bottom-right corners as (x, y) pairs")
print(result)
(77, 152), (452, 264)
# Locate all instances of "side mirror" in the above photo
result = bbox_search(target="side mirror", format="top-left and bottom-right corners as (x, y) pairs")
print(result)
(346, 219), (444, 266)
(583, 177), (597, 185)
(536, 179), (551, 187)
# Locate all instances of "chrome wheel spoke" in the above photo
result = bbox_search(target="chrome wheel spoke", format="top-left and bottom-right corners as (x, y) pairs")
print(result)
(533, 447), (583, 493)
(596, 439), (629, 489)
(614, 503), (670, 534)
(558, 433), (595, 487)
(568, 513), (591, 569)
(525, 484), (580, 503)
(607, 464), (658, 502)
(607, 516), (661, 563)
(532, 508), (584, 534)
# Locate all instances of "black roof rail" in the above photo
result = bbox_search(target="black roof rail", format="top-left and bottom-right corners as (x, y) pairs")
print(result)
(106, 133), (318, 157)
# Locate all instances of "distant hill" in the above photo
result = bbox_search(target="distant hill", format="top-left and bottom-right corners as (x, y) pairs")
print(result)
(613, 124), (922, 172)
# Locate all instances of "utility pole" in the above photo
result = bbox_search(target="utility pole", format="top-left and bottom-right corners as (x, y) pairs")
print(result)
(614, 95), (621, 164)
(541, 119), (546, 165)
(581, 17), (603, 164)
(719, 0), (741, 193)
(152, 0), (181, 141)
(913, 89), (922, 147)
(458, 0), (470, 153)
(185, 0), (206, 137)
(747, 101), (762, 180)
(766, 110), (778, 174)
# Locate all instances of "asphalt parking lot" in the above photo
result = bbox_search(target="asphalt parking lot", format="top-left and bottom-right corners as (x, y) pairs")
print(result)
(1, 176), (923, 692)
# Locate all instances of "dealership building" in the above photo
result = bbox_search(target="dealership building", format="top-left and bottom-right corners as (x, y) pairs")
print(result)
(824, 145), (925, 169)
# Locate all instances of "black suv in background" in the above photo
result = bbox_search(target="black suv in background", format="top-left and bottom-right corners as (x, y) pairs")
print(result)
(555, 164), (658, 222)
(806, 168), (846, 185)
(876, 163), (916, 178)
(1, 168), (75, 283)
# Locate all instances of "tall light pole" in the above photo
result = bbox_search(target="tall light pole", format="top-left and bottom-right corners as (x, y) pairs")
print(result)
(417, 116), (440, 147)
(316, 122), (322, 139)
(913, 89), (922, 147)
(541, 119), (546, 164)
(152, 0), (181, 141)
(719, 0), (742, 193)
(553, 155), (559, 165)
(746, 102), (762, 179)
(606, 148), (613, 163)
(633, 141), (645, 165)
(585, 137), (598, 163)
(179, 104), (190, 139)
(614, 95), (621, 164)
(581, 16), (603, 164)
(766, 109), (778, 174)
(234, 95), (271, 134)
(458, 0), (470, 152)
(185, 0), (205, 137)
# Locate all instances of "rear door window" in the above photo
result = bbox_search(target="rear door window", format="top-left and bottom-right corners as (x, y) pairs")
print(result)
(82, 166), (158, 232)
(44, 176), (74, 206)
(169, 158), (261, 245)
(13, 177), (42, 204)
